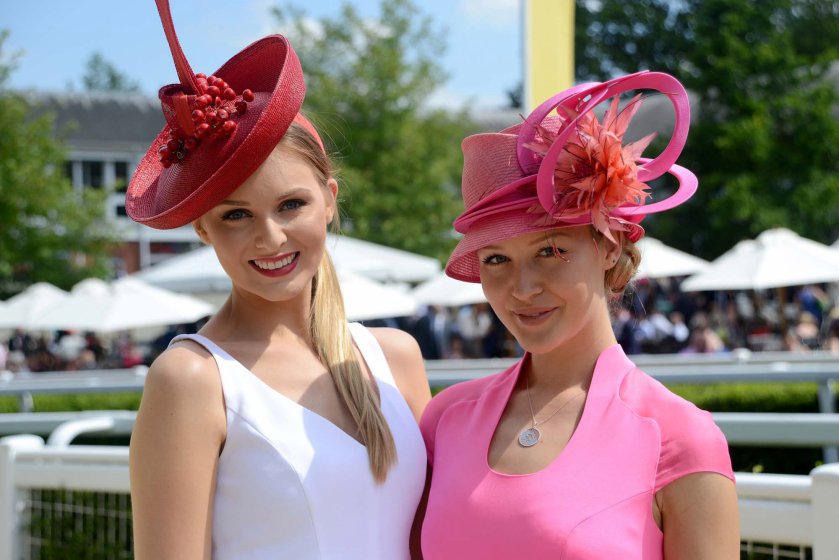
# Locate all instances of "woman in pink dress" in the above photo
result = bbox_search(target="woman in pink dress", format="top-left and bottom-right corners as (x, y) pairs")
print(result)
(419, 71), (739, 558)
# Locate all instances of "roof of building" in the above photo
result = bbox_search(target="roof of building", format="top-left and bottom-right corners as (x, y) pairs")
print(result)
(15, 61), (839, 155)
(24, 90), (165, 154)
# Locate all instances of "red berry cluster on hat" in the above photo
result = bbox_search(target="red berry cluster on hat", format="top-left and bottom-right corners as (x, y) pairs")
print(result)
(158, 74), (256, 168)
(126, 0), (308, 230)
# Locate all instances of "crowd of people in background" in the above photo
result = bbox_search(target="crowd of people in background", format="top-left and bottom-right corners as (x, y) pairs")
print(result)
(404, 282), (839, 360)
(2, 282), (838, 373)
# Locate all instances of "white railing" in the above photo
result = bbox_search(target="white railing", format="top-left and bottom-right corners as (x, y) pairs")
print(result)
(3, 353), (837, 412)
(2, 412), (839, 559)
(737, 465), (839, 558)
(0, 435), (132, 560)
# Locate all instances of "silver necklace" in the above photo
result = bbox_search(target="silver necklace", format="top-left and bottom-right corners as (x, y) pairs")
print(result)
(518, 376), (587, 448)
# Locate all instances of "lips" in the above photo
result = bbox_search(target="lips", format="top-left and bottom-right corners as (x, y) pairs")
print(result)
(249, 252), (300, 277)
(511, 306), (557, 326)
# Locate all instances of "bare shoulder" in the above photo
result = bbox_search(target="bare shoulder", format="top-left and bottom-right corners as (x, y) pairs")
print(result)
(368, 327), (431, 421)
(135, 340), (226, 443)
(143, 340), (221, 398)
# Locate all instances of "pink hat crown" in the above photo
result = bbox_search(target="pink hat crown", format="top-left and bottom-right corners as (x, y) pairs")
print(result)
(446, 71), (698, 282)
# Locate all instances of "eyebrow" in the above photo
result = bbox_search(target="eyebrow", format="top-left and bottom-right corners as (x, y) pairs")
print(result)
(480, 233), (571, 251)
(218, 187), (311, 206)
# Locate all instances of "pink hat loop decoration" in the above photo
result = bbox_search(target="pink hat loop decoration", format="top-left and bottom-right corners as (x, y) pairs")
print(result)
(445, 70), (699, 283)
(454, 71), (696, 243)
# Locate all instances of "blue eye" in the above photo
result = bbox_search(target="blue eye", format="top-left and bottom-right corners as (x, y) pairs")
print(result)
(222, 209), (249, 221)
(480, 254), (508, 265)
(281, 199), (306, 211)
(539, 245), (569, 262)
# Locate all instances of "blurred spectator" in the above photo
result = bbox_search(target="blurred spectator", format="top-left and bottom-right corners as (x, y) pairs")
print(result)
(679, 313), (726, 354)
(56, 330), (86, 362)
(612, 308), (641, 355)
(636, 305), (674, 353)
(669, 312), (690, 348)
(785, 312), (821, 352)
(85, 332), (106, 364)
(679, 328), (726, 354)
(457, 304), (492, 358)
(116, 333), (144, 368)
(76, 349), (98, 370)
(8, 329), (35, 355)
(797, 285), (831, 326)
(448, 333), (467, 359)
(7, 351), (29, 374)
(827, 308), (839, 353)
(410, 305), (452, 360)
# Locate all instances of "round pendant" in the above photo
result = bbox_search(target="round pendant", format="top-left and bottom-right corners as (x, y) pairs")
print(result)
(518, 427), (541, 447)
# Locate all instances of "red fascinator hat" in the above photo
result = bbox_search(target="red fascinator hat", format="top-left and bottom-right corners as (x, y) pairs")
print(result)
(126, 0), (323, 230)
(446, 71), (698, 283)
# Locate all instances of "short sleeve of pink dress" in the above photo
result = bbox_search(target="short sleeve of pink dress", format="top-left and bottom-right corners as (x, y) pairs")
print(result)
(419, 345), (734, 560)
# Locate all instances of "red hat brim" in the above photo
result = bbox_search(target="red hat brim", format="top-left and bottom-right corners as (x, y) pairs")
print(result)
(126, 35), (305, 229)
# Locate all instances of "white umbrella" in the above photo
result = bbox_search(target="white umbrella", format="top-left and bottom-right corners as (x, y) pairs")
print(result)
(412, 272), (487, 307)
(0, 283), (68, 329)
(681, 228), (839, 292)
(28, 278), (215, 333)
(326, 235), (440, 283)
(134, 234), (440, 292)
(338, 269), (418, 321)
(134, 258), (415, 322)
(635, 237), (710, 280)
(133, 246), (230, 293)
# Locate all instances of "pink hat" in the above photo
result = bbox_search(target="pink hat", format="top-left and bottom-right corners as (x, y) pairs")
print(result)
(446, 71), (697, 283)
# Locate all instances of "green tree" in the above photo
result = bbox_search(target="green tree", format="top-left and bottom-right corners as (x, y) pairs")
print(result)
(273, 0), (476, 261)
(575, 0), (839, 257)
(82, 52), (140, 92)
(0, 31), (114, 297)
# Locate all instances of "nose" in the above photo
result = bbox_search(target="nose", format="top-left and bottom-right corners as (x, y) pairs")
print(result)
(254, 216), (287, 251)
(510, 261), (543, 301)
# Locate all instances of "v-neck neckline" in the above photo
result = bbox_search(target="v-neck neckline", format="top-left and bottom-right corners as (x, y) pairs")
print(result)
(484, 345), (624, 477)
(187, 333), (380, 450)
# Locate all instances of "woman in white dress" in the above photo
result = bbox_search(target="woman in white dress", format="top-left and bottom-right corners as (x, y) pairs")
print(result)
(128, 2), (430, 558)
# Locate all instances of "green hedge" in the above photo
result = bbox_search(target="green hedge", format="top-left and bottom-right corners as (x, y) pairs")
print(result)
(0, 393), (142, 413)
(668, 382), (829, 475)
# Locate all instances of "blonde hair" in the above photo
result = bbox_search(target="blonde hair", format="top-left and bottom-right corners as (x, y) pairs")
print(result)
(602, 230), (641, 299)
(280, 123), (397, 483)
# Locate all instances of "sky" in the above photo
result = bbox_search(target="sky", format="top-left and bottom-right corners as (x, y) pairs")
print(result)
(3, 0), (521, 111)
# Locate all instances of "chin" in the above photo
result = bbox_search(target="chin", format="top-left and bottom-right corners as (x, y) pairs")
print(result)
(239, 266), (317, 303)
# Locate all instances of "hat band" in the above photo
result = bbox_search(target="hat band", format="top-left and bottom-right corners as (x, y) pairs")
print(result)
(293, 113), (325, 153)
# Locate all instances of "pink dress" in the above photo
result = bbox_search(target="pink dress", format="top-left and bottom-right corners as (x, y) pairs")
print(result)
(420, 344), (734, 559)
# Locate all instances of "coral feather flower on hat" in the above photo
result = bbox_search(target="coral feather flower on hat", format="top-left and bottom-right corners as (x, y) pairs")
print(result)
(524, 94), (656, 243)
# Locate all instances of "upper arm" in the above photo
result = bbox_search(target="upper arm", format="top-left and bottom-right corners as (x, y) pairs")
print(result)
(370, 327), (431, 422)
(129, 343), (227, 560)
(660, 472), (740, 560)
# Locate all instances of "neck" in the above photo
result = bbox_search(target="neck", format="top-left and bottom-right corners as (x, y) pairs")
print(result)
(527, 309), (618, 393)
(203, 282), (313, 347)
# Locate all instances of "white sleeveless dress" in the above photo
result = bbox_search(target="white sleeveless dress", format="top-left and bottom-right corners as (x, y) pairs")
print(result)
(170, 323), (427, 559)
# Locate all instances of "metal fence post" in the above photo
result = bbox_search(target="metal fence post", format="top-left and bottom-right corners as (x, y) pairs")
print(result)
(817, 380), (838, 463)
(0, 435), (44, 560)
(16, 393), (33, 414)
(811, 462), (839, 560)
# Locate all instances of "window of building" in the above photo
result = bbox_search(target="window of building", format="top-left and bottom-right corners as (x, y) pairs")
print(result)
(115, 161), (129, 192)
(82, 161), (104, 188)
